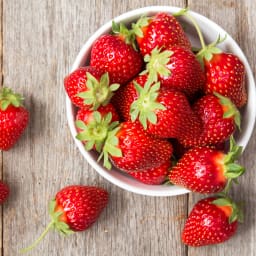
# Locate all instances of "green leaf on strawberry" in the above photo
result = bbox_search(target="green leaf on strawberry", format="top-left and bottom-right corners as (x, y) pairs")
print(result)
(0, 87), (24, 110)
(76, 72), (120, 110)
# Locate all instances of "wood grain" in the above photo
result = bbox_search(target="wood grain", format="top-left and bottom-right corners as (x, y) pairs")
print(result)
(187, 0), (256, 256)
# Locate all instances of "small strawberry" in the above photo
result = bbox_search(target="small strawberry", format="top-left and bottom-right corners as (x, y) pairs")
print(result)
(182, 196), (243, 246)
(129, 80), (202, 140)
(0, 87), (29, 150)
(64, 67), (120, 109)
(0, 181), (9, 204)
(75, 103), (119, 152)
(174, 9), (247, 107)
(132, 12), (191, 56)
(181, 93), (241, 147)
(90, 24), (143, 85)
(21, 185), (108, 252)
(127, 160), (171, 185)
(99, 121), (173, 171)
(169, 136), (245, 194)
(142, 46), (205, 98)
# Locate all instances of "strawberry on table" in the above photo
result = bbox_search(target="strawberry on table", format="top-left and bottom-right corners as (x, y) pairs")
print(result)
(142, 46), (205, 98)
(182, 196), (242, 246)
(99, 121), (173, 171)
(75, 103), (119, 152)
(169, 136), (245, 194)
(126, 160), (171, 185)
(90, 23), (143, 85)
(21, 185), (108, 252)
(64, 67), (120, 109)
(0, 181), (9, 204)
(181, 92), (241, 147)
(0, 87), (29, 150)
(132, 12), (191, 56)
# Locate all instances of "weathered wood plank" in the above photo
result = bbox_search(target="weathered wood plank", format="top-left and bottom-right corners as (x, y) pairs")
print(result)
(2, 0), (189, 255)
(187, 0), (256, 255)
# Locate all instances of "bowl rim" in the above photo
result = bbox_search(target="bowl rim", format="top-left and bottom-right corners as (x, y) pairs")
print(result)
(65, 6), (256, 196)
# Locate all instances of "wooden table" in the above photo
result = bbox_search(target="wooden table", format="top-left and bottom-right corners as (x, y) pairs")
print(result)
(1, 0), (255, 255)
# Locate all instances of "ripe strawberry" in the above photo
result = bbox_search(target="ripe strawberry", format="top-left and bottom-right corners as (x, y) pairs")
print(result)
(174, 9), (247, 107)
(99, 121), (173, 171)
(132, 12), (191, 56)
(127, 160), (171, 185)
(182, 196), (243, 246)
(180, 93), (241, 147)
(0, 87), (29, 150)
(0, 181), (9, 204)
(21, 185), (108, 252)
(90, 32), (143, 85)
(129, 79), (202, 140)
(75, 103), (119, 152)
(142, 46), (205, 98)
(64, 67), (119, 109)
(203, 52), (247, 108)
(169, 136), (244, 194)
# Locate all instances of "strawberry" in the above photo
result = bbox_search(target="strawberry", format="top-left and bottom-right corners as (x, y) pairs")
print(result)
(90, 31), (143, 85)
(142, 46), (205, 98)
(0, 87), (29, 150)
(127, 160), (171, 185)
(174, 9), (247, 107)
(0, 181), (9, 204)
(182, 196), (243, 246)
(169, 136), (245, 194)
(180, 93), (241, 147)
(132, 12), (191, 56)
(129, 80), (202, 140)
(99, 121), (173, 171)
(21, 185), (108, 252)
(75, 103), (119, 152)
(64, 67), (120, 109)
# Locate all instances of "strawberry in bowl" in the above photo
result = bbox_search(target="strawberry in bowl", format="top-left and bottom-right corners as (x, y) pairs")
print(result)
(65, 6), (256, 197)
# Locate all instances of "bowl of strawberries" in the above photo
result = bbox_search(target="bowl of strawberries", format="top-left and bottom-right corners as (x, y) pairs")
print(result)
(65, 6), (256, 196)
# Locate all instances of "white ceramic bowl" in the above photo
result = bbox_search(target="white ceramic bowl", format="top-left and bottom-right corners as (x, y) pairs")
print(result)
(66, 6), (256, 196)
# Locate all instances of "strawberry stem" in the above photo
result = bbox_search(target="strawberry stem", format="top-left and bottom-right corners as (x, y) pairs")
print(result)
(20, 220), (55, 253)
(0, 87), (24, 111)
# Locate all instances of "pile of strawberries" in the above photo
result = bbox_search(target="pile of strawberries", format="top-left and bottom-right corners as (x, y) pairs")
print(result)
(0, 8), (249, 251)
(64, 9), (248, 246)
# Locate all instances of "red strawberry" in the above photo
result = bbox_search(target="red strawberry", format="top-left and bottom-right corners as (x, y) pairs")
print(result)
(129, 80), (202, 140)
(169, 137), (244, 194)
(182, 196), (242, 246)
(90, 33), (143, 85)
(21, 185), (108, 252)
(181, 93), (240, 147)
(127, 160), (171, 185)
(0, 87), (29, 150)
(0, 181), (9, 204)
(174, 9), (247, 107)
(75, 103), (119, 152)
(142, 46), (205, 98)
(64, 67), (119, 109)
(100, 121), (173, 171)
(132, 12), (191, 56)
(203, 52), (247, 107)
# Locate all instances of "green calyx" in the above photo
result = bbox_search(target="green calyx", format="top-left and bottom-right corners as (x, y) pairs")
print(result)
(98, 126), (122, 170)
(173, 8), (226, 67)
(20, 200), (73, 253)
(222, 136), (245, 194)
(76, 112), (119, 152)
(212, 196), (244, 223)
(112, 21), (137, 50)
(0, 87), (24, 111)
(214, 92), (241, 130)
(131, 15), (150, 38)
(77, 72), (120, 110)
(130, 81), (166, 129)
(142, 47), (173, 85)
